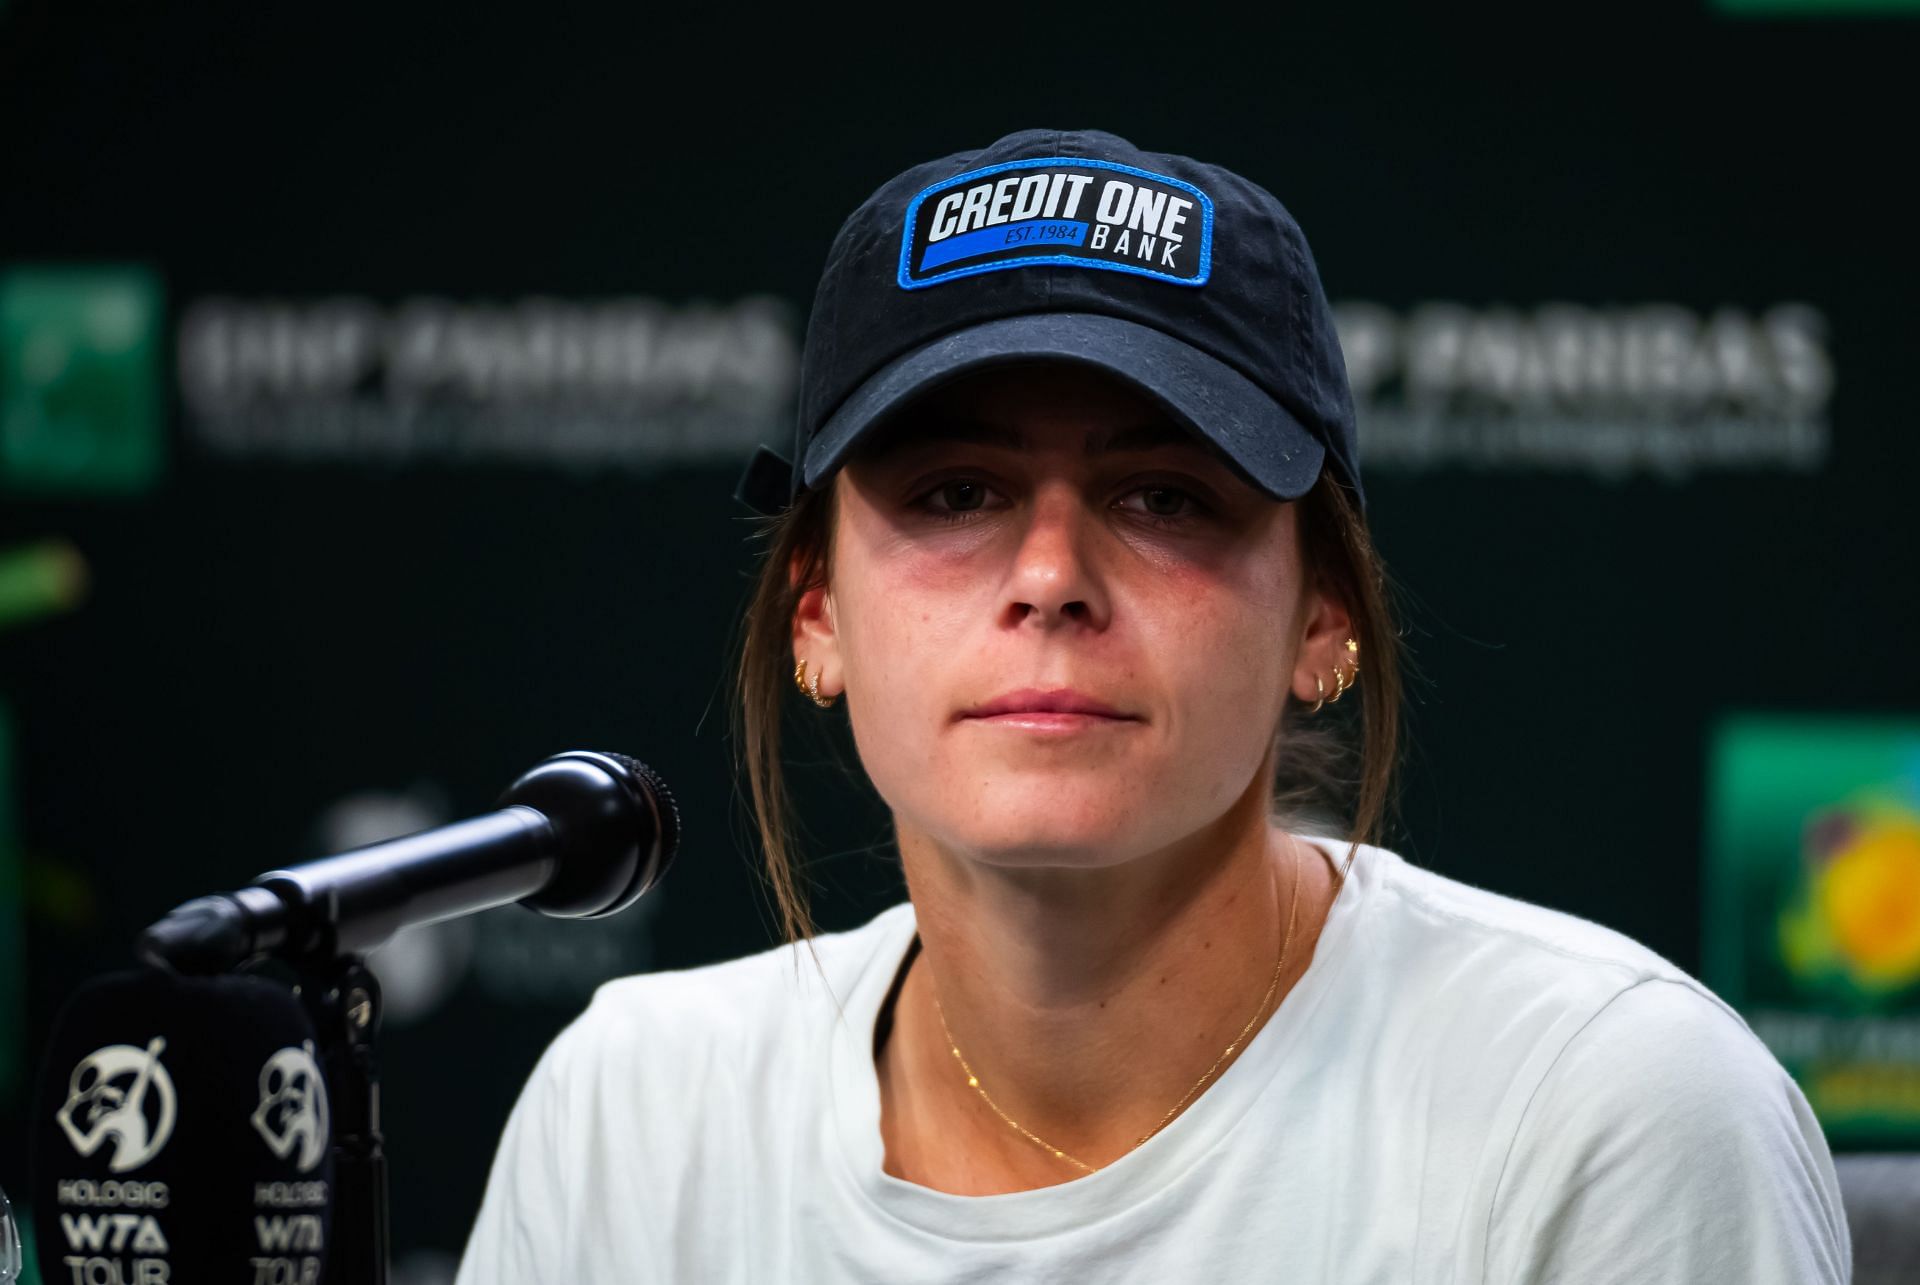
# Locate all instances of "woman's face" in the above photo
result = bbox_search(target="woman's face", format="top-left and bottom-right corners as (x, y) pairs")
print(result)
(796, 363), (1339, 871)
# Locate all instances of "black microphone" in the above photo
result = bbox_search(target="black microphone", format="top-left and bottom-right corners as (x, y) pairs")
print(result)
(31, 969), (335, 1284)
(136, 750), (680, 973)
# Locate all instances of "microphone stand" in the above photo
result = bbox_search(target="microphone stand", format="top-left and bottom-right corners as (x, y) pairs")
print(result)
(296, 955), (389, 1285)
(131, 751), (683, 1284)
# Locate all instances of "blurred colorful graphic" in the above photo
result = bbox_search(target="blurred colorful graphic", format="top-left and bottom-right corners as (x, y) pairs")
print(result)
(1707, 716), (1920, 1144)
(1781, 805), (1920, 996)
(0, 539), (87, 632)
(0, 265), (164, 495)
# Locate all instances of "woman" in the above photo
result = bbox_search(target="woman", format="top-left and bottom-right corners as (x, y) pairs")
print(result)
(456, 129), (1850, 1282)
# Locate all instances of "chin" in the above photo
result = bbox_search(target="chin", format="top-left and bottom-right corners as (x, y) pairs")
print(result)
(936, 798), (1150, 870)
(963, 845), (1136, 872)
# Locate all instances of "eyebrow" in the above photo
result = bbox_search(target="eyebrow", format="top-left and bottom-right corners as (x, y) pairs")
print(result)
(864, 418), (1203, 460)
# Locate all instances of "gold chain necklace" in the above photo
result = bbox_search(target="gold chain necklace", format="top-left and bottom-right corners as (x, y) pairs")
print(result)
(931, 845), (1303, 1175)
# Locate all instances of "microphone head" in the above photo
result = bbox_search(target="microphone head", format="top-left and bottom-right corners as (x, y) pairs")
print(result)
(31, 970), (332, 1282)
(503, 750), (681, 919)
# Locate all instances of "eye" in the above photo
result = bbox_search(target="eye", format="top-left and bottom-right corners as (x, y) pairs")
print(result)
(937, 479), (990, 510)
(917, 478), (998, 523)
(909, 477), (1213, 529)
(1117, 484), (1211, 526)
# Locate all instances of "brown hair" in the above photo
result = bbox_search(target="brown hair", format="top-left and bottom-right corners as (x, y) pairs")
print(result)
(729, 464), (1402, 945)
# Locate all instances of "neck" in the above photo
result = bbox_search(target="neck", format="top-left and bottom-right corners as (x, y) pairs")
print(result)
(877, 769), (1333, 1191)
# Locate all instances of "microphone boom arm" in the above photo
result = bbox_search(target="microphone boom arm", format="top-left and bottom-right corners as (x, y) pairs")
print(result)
(258, 806), (557, 957)
(135, 750), (677, 973)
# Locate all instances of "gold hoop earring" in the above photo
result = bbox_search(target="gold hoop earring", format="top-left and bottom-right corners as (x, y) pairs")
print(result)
(1309, 673), (1326, 715)
(793, 658), (837, 709)
(1330, 665), (1350, 704)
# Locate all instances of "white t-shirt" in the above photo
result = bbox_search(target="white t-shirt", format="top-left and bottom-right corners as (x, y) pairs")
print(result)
(454, 835), (1852, 1284)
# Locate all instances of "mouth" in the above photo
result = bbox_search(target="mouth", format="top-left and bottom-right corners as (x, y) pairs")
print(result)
(959, 688), (1139, 722)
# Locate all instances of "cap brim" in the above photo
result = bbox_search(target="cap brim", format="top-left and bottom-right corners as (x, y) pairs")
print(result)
(802, 312), (1326, 503)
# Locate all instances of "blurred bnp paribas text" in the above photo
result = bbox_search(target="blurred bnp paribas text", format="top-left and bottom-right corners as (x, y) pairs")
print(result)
(176, 294), (800, 474)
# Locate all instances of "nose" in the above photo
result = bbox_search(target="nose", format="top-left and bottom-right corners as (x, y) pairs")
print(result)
(1001, 481), (1110, 631)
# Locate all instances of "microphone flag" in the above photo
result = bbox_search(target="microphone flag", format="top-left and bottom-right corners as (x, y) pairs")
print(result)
(31, 969), (334, 1284)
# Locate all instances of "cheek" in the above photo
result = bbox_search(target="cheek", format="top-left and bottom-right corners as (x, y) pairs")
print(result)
(838, 525), (1005, 665)
(1140, 564), (1296, 753)
(838, 544), (978, 672)
(832, 545), (979, 750)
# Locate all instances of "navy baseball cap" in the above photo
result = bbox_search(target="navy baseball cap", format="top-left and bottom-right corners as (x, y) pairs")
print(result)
(733, 127), (1363, 516)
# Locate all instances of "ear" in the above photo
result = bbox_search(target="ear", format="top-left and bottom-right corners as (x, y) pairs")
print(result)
(789, 550), (841, 701)
(1289, 579), (1355, 706)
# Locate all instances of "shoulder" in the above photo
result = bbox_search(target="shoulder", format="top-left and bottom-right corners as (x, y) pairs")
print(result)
(1335, 838), (1857, 1283)
(456, 905), (916, 1281)
(462, 903), (916, 1245)
(536, 900), (917, 1089)
(1335, 842), (1729, 1034)
(1321, 847), (1849, 1280)
(1317, 842), (1789, 1142)
(1352, 846), (1819, 1124)
(1368, 846), (1695, 987)
(1510, 976), (1807, 1152)
(1483, 978), (1851, 1282)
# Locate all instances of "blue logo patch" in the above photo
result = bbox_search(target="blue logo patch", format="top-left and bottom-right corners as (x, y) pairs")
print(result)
(898, 157), (1214, 291)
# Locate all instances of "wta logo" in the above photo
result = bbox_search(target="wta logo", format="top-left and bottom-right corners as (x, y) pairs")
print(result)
(251, 1041), (330, 1174)
(55, 1039), (178, 1173)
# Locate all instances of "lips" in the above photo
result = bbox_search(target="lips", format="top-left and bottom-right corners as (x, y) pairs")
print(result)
(961, 688), (1136, 720)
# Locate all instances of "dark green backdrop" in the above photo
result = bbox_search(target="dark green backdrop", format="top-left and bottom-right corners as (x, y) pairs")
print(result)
(3, 2), (1914, 1273)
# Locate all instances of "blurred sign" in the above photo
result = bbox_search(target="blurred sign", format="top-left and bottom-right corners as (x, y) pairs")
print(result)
(177, 294), (798, 474)
(0, 266), (164, 495)
(1334, 301), (1831, 480)
(1706, 715), (1920, 1144)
